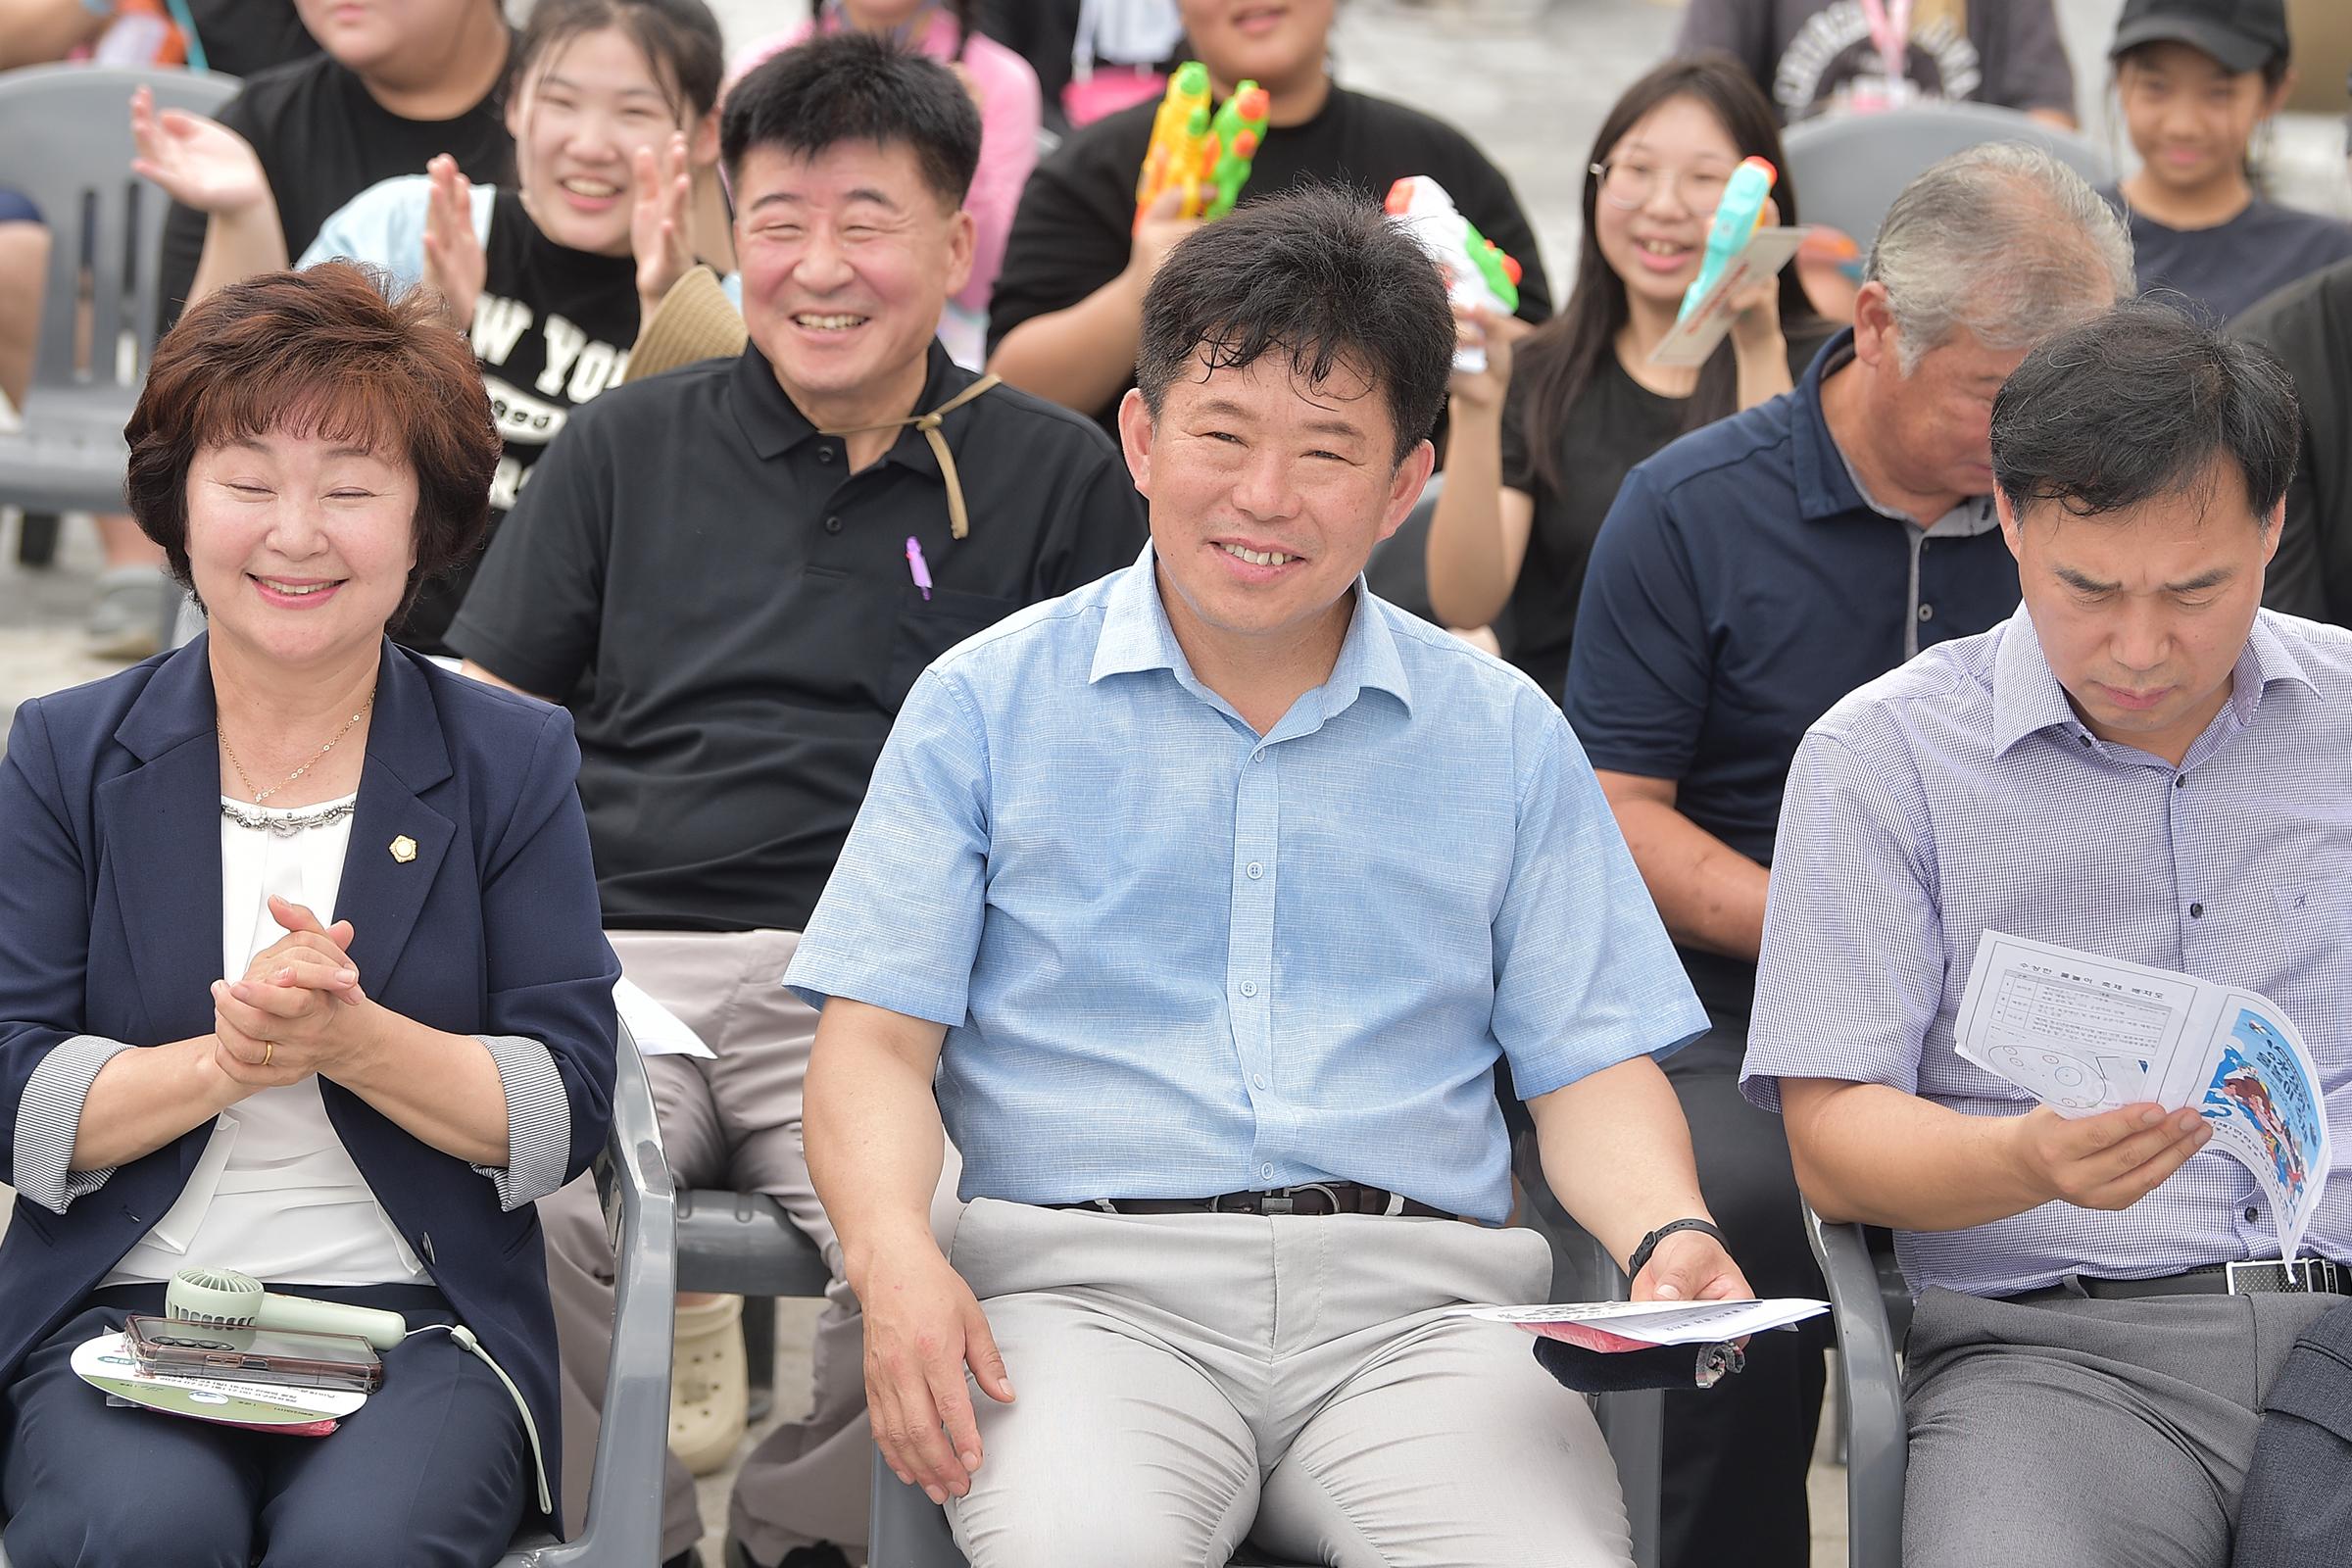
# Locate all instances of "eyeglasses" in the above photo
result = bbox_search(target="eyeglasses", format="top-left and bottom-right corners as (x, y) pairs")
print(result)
(1589, 160), (1735, 212)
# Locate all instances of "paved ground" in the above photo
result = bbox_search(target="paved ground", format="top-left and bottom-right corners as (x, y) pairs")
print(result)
(6, 1), (2350, 1562)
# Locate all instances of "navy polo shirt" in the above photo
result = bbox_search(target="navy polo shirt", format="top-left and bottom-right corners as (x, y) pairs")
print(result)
(1565, 329), (2022, 1018)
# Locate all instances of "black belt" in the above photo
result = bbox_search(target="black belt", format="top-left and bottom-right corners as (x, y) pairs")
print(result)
(2007, 1258), (2352, 1302)
(1047, 1182), (1466, 1221)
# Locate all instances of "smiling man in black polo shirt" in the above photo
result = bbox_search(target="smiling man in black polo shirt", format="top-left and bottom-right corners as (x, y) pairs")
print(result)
(1563, 145), (2133, 1568)
(448, 34), (1145, 1568)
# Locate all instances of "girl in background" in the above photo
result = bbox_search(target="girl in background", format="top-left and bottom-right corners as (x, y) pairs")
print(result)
(288, 0), (727, 650)
(1427, 54), (1827, 704)
(2105, 0), (2352, 321)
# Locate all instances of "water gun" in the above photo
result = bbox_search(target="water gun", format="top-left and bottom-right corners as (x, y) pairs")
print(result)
(1133, 63), (1269, 228)
(1383, 175), (1522, 373)
(1678, 155), (1777, 321)
(1200, 80), (1270, 220)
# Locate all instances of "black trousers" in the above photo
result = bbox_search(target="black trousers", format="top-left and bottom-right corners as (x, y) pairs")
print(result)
(1656, 1009), (1830, 1568)
(2, 1283), (531, 1568)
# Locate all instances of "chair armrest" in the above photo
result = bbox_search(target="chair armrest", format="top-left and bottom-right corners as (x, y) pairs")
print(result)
(1803, 1202), (1905, 1567)
(542, 1030), (676, 1566)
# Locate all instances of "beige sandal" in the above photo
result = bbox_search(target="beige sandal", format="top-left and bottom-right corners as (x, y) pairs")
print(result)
(669, 1293), (749, 1476)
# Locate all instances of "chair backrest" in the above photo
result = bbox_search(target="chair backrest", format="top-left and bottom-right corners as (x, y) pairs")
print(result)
(1782, 101), (2113, 257)
(0, 64), (238, 437)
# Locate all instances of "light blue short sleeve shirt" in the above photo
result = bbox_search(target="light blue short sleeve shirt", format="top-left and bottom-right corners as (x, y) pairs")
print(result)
(1746, 607), (2352, 1297)
(786, 548), (1707, 1223)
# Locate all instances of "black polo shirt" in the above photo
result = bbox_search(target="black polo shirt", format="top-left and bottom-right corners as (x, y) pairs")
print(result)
(446, 340), (1147, 934)
(1564, 330), (2022, 1018)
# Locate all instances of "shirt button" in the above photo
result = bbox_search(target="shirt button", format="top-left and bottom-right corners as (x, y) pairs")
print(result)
(1246, 861), (1262, 879)
(823, 515), (843, 534)
(1917, 604), (1935, 622)
(2080, 734), (2092, 747)
(2189, 903), (2204, 918)
(1240, 980), (1258, 998)
(817, 445), (836, 464)
(2245, 1205), (2262, 1223)
(2175, 775), (2187, 789)
(1252, 752), (1265, 763)
(1252, 1074), (1267, 1090)
(1260, 1163), (1275, 1180)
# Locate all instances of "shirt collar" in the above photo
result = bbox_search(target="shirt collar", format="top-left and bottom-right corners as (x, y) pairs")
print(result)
(1789, 329), (1871, 523)
(728, 336), (964, 469)
(1990, 604), (2320, 757)
(1088, 545), (1414, 720)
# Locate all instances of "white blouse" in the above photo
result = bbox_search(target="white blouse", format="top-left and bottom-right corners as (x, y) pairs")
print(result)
(102, 794), (427, 1288)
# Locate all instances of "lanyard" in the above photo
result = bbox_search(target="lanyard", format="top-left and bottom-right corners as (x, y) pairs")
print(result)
(1857, 0), (1914, 79)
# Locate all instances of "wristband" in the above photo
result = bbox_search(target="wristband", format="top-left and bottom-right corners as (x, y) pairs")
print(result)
(1628, 1217), (1728, 1280)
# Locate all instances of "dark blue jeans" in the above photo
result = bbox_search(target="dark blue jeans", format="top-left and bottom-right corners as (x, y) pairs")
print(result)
(2, 1283), (530, 1568)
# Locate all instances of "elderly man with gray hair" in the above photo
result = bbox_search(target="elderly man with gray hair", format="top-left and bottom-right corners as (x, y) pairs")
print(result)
(1562, 141), (2133, 1568)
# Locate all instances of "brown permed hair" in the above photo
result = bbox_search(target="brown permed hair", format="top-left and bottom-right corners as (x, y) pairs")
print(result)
(125, 262), (501, 621)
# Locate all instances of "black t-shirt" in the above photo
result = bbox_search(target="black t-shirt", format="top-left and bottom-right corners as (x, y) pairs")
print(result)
(157, 48), (514, 326)
(1495, 326), (1833, 703)
(402, 192), (642, 655)
(445, 341), (1149, 934)
(2104, 187), (2352, 325)
(2234, 259), (2352, 627)
(184, 0), (319, 79)
(987, 81), (1553, 438)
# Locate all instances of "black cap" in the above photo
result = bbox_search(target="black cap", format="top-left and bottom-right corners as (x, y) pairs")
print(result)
(2110, 0), (2289, 74)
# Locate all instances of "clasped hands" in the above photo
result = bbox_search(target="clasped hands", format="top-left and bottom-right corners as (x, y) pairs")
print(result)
(209, 894), (376, 1091)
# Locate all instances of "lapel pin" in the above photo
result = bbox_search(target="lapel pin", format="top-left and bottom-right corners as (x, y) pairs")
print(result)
(390, 835), (417, 863)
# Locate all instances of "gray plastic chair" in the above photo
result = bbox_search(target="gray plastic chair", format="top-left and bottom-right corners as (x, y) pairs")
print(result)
(1803, 1202), (1908, 1568)
(0, 63), (237, 515)
(0, 1028), (676, 1568)
(1781, 101), (2112, 253)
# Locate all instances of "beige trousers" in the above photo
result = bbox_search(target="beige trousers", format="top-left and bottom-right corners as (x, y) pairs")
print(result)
(943, 1199), (1632, 1568)
(541, 928), (958, 1563)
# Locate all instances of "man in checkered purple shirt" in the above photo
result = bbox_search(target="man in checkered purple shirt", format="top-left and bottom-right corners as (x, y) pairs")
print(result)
(1743, 301), (2352, 1567)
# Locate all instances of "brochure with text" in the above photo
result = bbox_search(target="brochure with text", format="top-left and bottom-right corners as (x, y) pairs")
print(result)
(1954, 930), (2329, 1260)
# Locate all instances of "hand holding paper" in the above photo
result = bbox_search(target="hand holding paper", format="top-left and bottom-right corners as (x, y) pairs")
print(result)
(1955, 930), (2331, 1258)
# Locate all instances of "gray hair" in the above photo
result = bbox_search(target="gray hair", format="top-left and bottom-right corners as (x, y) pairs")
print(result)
(1864, 142), (2135, 375)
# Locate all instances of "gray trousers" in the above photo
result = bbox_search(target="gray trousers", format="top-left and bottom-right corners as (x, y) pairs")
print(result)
(542, 929), (958, 1564)
(1902, 1284), (2340, 1568)
(943, 1198), (1631, 1568)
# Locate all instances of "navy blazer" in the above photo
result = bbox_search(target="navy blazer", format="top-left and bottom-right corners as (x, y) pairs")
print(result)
(0, 637), (619, 1523)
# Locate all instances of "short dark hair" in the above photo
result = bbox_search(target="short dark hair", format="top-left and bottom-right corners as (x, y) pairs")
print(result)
(125, 263), (501, 618)
(1990, 301), (2298, 529)
(720, 30), (980, 209)
(1134, 184), (1454, 466)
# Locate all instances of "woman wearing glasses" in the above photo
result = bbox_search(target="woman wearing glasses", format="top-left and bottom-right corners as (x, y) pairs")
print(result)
(1424, 54), (1826, 703)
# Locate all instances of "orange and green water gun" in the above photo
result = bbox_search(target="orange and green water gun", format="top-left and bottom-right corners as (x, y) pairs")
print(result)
(1133, 63), (1271, 229)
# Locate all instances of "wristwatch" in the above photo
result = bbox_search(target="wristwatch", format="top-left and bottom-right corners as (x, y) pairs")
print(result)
(1628, 1217), (1730, 1280)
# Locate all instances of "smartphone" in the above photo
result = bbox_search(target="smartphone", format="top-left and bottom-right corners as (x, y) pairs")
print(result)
(124, 1314), (384, 1393)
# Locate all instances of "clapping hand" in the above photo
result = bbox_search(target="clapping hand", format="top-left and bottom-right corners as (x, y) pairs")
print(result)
(630, 131), (695, 318)
(211, 896), (374, 1088)
(420, 154), (487, 331)
(129, 85), (270, 217)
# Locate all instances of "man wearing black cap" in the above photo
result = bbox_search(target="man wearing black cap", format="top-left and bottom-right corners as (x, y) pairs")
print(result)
(2103, 0), (2352, 322)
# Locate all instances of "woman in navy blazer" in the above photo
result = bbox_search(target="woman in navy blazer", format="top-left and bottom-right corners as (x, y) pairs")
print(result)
(0, 265), (618, 1568)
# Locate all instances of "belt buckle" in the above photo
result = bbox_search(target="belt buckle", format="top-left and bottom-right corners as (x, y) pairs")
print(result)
(1258, 1183), (1342, 1216)
(2226, 1258), (2338, 1295)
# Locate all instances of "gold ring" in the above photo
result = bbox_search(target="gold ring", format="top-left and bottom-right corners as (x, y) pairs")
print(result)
(263, 1041), (274, 1067)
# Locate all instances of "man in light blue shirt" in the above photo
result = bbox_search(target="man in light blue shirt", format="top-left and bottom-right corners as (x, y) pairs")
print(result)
(1744, 301), (2352, 1567)
(787, 187), (1745, 1568)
